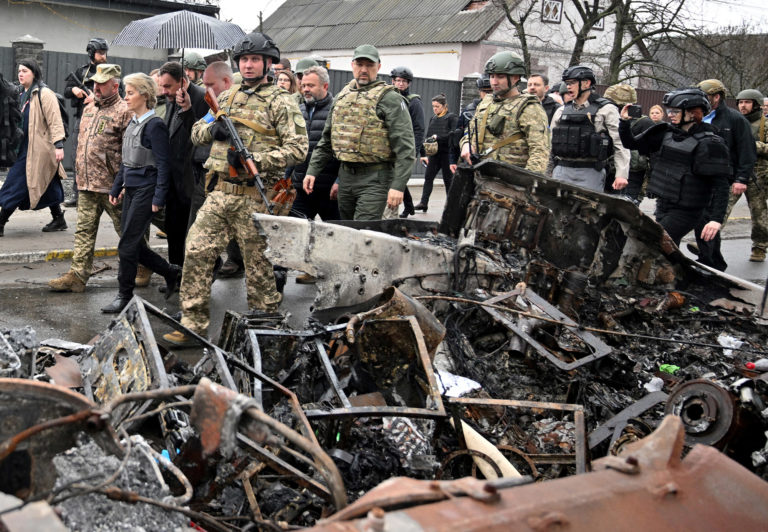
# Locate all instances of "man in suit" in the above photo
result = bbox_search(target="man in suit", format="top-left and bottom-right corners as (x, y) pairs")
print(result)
(156, 61), (209, 269)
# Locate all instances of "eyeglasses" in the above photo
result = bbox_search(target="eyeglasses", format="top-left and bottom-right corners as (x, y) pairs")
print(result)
(666, 109), (682, 115)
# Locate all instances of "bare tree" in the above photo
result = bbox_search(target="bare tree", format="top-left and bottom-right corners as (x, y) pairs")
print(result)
(493, 0), (539, 74)
(565, 0), (621, 66)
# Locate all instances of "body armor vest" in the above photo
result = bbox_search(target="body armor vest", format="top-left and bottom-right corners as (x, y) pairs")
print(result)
(122, 116), (160, 169)
(331, 80), (395, 163)
(648, 130), (729, 209)
(472, 92), (539, 166)
(207, 84), (282, 180)
(552, 97), (611, 164)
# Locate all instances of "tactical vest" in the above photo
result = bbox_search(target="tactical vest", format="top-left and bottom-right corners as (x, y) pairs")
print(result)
(552, 97), (612, 166)
(122, 116), (161, 168)
(750, 114), (768, 176)
(472, 93), (540, 166)
(206, 84), (283, 180)
(648, 130), (730, 209)
(331, 80), (395, 162)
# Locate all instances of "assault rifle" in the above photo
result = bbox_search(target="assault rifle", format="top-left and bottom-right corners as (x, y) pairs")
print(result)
(204, 87), (273, 214)
(65, 70), (93, 98)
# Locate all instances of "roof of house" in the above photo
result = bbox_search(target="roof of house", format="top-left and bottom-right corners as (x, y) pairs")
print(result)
(262, 0), (505, 52)
(43, 0), (219, 16)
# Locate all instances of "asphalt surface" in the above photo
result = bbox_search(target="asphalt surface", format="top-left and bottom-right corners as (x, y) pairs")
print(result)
(0, 175), (766, 347)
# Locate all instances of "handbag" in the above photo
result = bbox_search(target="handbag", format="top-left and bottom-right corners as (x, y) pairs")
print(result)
(423, 136), (438, 156)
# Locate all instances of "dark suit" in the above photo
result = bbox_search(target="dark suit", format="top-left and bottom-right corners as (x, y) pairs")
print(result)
(163, 82), (208, 266)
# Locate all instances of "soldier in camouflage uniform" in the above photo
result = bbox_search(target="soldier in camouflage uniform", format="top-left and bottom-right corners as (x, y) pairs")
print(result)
(459, 51), (550, 173)
(163, 32), (308, 346)
(735, 89), (768, 261)
(303, 44), (415, 220)
(48, 64), (133, 292)
(182, 51), (206, 86)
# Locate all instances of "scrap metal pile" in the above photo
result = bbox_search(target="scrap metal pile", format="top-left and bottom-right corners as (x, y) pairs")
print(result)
(2, 160), (768, 530)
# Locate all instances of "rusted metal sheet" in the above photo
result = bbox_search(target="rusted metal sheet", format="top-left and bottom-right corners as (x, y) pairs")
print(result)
(0, 379), (121, 498)
(309, 416), (768, 531)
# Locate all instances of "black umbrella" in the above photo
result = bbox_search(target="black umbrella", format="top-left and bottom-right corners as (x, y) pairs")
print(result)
(112, 10), (246, 50)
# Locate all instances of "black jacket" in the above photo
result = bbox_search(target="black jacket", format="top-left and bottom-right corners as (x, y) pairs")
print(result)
(292, 92), (339, 189)
(619, 119), (730, 222)
(541, 95), (558, 125)
(450, 98), (481, 164)
(398, 88), (425, 156)
(425, 111), (458, 155)
(64, 62), (124, 119)
(709, 103), (756, 184)
(163, 81), (209, 203)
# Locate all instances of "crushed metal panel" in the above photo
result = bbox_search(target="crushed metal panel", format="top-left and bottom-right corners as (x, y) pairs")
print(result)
(83, 297), (169, 426)
(481, 288), (613, 370)
(253, 214), (455, 310)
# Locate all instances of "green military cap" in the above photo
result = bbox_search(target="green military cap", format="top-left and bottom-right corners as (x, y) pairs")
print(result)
(90, 63), (121, 83)
(352, 44), (380, 63)
(698, 79), (726, 95)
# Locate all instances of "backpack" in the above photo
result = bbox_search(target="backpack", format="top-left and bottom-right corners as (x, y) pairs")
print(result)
(0, 73), (23, 167)
(37, 84), (70, 141)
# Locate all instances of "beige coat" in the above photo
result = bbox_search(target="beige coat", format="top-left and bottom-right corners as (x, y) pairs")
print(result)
(25, 85), (67, 209)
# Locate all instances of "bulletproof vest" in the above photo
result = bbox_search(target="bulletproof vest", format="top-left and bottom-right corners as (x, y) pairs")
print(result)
(472, 92), (540, 166)
(331, 80), (395, 162)
(647, 130), (729, 209)
(206, 83), (282, 180)
(121, 116), (160, 169)
(551, 97), (612, 163)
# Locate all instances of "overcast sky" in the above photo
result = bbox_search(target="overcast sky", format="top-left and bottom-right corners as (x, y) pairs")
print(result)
(216, 0), (767, 36)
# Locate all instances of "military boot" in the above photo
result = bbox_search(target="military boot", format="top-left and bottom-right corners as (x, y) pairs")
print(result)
(135, 265), (153, 287)
(48, 271), (86, 293)
(750, 247), (766, 262)
(42, 210), (67, 232)
(163, 330), (196, 348)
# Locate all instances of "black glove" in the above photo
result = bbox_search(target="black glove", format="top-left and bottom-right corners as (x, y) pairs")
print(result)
(210, 121), (230, 141)
(226, 149), (243, 169)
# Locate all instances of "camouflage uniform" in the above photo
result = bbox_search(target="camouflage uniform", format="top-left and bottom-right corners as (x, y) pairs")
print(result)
(307, 79), (415, 220)
(181, 82), (308, 335)
(724, 109), (768, 254)
(68, 91), (132, 283)
(460, 92), (550, 173)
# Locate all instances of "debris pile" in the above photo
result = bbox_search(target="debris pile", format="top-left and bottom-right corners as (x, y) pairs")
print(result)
(2, 160), (768, 530)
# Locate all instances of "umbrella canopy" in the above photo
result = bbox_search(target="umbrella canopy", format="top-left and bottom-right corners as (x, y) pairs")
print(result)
(112, 10), (246, 50)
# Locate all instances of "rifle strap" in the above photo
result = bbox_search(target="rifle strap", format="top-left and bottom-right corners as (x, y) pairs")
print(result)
(217, 84), (278, 137)
(760, 115), (766, 144)
(489, 132), (524, 152)
(477, 104), (492, 148)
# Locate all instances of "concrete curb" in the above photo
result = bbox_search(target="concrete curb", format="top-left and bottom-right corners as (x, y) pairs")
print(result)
(0, 244), (168, 265)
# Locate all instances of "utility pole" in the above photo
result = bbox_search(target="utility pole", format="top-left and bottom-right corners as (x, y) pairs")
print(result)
(259, 11), (263, 32)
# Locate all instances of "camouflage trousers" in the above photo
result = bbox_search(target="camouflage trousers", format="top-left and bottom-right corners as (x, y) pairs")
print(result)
(723, 180), (768, 251)
(70, 190), (122, 283)
(179, 191), (281, 336)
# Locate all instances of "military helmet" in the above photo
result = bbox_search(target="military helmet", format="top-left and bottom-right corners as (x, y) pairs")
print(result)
(476, 73), (491, 90)
(296, 57), (320, 72)
(697, 79), (726, 96)
(86, 38), (109, 57)
(736, 88), (765, 103)
(181, 51), (207, 71)
(233, 32), (280, 62)
(662, 87), (711, 113)
(562, 65), (595, 84)
(484, 51), (526, 76)
(390, 66), (414, 82)
(604, 84), (637, 105)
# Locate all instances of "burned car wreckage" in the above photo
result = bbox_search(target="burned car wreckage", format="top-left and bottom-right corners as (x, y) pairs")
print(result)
(2, 161), (768, 531)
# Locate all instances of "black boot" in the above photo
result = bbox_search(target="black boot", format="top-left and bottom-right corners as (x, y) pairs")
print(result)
(0, 207), (14, 237)
(163, 264), (182, 300)
(42, 209), (67, 232)
(101, 296), (130, 314)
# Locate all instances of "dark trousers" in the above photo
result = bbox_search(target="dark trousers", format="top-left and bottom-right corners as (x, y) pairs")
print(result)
(655, 201), (703, 246)
(117, 185), (172, 299)
(420, 152), (453, 205)
(187, 164), (207, 231)
(291, 186), (340, 221)
(165, 187), (191, 267)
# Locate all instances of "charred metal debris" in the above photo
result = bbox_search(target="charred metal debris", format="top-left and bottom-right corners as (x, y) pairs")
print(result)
(2, 160), (768, 531)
